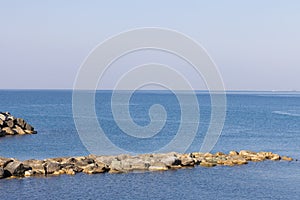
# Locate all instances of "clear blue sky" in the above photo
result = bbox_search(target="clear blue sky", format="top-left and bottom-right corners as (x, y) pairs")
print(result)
(1, 0), (299, 90)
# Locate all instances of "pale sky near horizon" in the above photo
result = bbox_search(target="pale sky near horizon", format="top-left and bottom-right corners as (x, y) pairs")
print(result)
(1, 0), (299, 91)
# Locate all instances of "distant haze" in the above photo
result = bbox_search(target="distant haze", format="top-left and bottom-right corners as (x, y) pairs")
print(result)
(1, 0), (299, 91)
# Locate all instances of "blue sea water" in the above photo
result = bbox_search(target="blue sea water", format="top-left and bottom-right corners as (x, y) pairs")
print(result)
(0, 90), (299, 200)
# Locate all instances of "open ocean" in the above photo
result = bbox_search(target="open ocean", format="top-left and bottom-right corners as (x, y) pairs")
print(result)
(0, 90), (299, 200)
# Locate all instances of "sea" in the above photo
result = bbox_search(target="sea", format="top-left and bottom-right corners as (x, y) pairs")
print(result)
(0, 90), (299, 200)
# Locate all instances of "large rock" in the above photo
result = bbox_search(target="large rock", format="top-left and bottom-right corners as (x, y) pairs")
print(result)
(95, 156), (116, 166)
(0, 167), (11, 179)
(25, 123), (34, 131)
(0, 119), (4, 127)
(0, 167), (6, 178)
(282, 156), (293, 161)
(4, 161), (30, 176)
(13, 125), (26, 135)
(110, 160), (122, 171)
(15, 118), (26, 129)
(0, 157), (14, 167)
(82, 163), (108, 174)
(44, 162), (61, 174)
(129, 159), (150, 171)
(74, 157), (94, 167)
(0, 113), (6, 121)
(160, 155), (181, 167)
(149, 162), (168, 171)
(23, 159), (45, 171)
(5, 119), (15, 128)
(179, 154), (195, 166)
(200, 161), (217, 167)
(2, 127), (16, 135)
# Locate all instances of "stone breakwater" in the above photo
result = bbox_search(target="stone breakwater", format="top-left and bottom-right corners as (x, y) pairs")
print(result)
(0, 151), (294, 179)
(0, 112), (37, 136)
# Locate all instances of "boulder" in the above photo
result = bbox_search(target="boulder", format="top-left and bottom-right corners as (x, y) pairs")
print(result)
(6, 119), (15, 128)
(149, 162), (168, 171)
(0, 167), (12, 179)
(95, 156), (116, 166)
(180, 155), (195, 166)
(0, 119), (4, 127)
(25, 123), (34, 131)
(130, 161), (150, 171)
(65, 168), (76, 175)
(24, 130), (37, 134)
(23, 159), (45, 171)
(282, 156), (293, 161)
(75, 157), (95, 167)
(229, 151), (239, 156)
(0, 113), (6, 121)
(221, 160), (235, 166)
(200, 161), (216, 167)
(4, 161), (30, 176)
(24, 170), (34, 177)
(191, 152), (204, 158)
(215, 152), (225, 156)
(270, 154), (280, 161)
(239, 150), (256, 157)
(0, 157), (14, 167)
(44, 162), (61, 174)
(6, 114), (15, 120)
(230, 156), (248, 165)
(15, 118), (26, 129)
(0, 167), (7, 178)
(13, 125), (26, 135)
(160, 155), (181, 167)
(82, 163), (108, 174)
(110, 160), (122, 171)
(2, 127), (16, 135)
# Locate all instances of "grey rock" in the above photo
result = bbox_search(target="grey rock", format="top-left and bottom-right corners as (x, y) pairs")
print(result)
(6, 119), (14, 128)
(110, 160), (123, 171)
(0, 167), (5, 178)
(127, 158), (149, 170)
(0, 157), (14, 167)
(4, 161), (29, 176)
(16, 118), (26, 129)
(95, 156), (116, 166)
(44, 162), (61, 174)
(160, 155), (181, 167)
(25, 123), (34, 131)
(23, 159), (45, 171)
(180, 156), (195, 166)
(75, 157), (94, 167)
(0, 167), (11, 179)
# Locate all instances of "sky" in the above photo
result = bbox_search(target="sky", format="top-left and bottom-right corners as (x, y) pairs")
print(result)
(1, 0), (299, 91)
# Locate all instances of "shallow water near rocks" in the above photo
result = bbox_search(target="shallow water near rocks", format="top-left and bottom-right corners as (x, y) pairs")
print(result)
(0, 90), (299, 199)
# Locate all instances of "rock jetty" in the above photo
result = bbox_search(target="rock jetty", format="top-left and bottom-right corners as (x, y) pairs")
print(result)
(0, 112), (37, 136)
(0, 151), (294, 179)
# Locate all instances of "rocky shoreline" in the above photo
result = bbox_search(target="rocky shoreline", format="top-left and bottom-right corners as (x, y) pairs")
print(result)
(0, 151), (294, 179)
(0, 112), (37, 136)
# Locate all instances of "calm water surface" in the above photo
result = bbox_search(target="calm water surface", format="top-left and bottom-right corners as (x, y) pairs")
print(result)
(0, 90), (299, 199)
